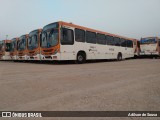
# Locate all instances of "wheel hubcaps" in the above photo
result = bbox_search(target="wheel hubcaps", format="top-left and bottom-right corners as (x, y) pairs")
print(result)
(78, 55), (83, 61)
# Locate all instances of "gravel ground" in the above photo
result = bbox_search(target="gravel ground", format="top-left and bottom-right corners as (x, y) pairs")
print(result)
(0, 59), (160, 120)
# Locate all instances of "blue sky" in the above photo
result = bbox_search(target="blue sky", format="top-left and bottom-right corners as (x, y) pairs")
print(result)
(0, 0), (160, 40)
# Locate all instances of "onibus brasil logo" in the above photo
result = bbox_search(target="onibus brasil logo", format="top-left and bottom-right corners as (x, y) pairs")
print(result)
(1, 112), (42, 118)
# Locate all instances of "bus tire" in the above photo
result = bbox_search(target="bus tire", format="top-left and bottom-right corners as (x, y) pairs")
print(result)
(117, 53), (122, 61)
(76, 52), (86, 64)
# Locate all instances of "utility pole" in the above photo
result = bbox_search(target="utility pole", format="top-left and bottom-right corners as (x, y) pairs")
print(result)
(6, 35), (8, 40)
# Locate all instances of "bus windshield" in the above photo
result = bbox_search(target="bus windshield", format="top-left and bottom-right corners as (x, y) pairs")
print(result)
(5, 43), (11, 52)
(28, 34), (38, 50)
(18, 37), (26, 51)
(10, 40), (16, 52)
(140, 38), (157, 44)
(41, 28), (58, 48)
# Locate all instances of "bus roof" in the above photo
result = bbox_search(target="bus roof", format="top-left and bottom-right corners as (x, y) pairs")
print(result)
(19, 34), (29, 39)
(58, 21), (137, 42)
(11, 38), (19, 41)
(0, 40), (11, 43)
(29, 29), (42, 36)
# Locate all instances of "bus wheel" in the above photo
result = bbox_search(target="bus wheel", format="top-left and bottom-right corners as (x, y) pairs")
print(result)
(117, 53), (122, 61)
(76, 53), (86, 64)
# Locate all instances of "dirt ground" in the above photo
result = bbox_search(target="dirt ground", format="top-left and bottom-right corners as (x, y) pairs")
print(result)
(0, 59), (160, 120)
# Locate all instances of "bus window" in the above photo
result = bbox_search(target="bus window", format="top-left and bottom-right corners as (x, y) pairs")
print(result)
(126, 40), (133, 48)
(0, 42), (2, 51)
(106, 35), (114, 45)
(5, 43), (11, 52)
(97, 33), (106, 45)
(75, 28), (85, 42)
(159, 40), (160, 46)
(86, 31), (96, 44)
(61, 28), (74, 45)
(121, 39), (127, 47)
(114, 37), (121, 46)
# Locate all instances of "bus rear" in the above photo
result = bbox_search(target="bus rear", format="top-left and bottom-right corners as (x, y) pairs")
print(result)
(10, 38), (19, 60)
(28, 29), (42, 60)
(17, 34), (29, 60)
(140, 37), (160, 57)
(0, 40), (11, 60)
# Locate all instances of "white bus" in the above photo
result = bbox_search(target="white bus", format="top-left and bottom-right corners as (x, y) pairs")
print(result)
(28, 29), (42, 60)
(10, 38), (19, 60)
(17, 34), (29, 60)
(40, 21), (137, 63)
(140, 37), (160, 57)
(0, 40), (11, 60)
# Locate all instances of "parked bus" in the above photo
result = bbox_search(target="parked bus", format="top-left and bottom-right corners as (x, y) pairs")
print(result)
(17, 34), (29, 60)
(140, 37), (160, 57)
(10, 38), (19, 60)
(0, 40), (11, 60)
(28, 29), (42, 60)
(40, 21), (137, 63)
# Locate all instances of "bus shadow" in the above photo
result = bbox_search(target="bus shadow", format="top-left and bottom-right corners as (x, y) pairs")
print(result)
(11, 59), (119, 65)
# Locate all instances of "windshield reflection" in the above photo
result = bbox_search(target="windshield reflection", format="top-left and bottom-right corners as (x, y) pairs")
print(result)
(18, 37), (26, 51)
(10, 40), (16, 52)
(41, 29), (58, 48)
(28, 34), (38, 50)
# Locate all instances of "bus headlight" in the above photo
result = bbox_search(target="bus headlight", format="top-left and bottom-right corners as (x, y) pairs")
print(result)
(53, 49), (59, 55)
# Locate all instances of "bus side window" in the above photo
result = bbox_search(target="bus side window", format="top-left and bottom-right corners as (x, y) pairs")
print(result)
(86, 31), (96, 44)
(114, 37), (121, 46)
(127, 40), (133, 48)
(121, 39), (127, 47)
(97, 33), (106, 45)
(61, 28), (74, 45)
(75, 28), (85, 42)
(106, 35), (114, 45)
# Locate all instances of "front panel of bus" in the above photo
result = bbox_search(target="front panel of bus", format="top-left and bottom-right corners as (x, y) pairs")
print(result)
(41, 22), (60, 60)
(10, 38), (18, 60)
(28, 29), (42, 60)
(0, 40), (11, 60)
(18, 35), (28, 60)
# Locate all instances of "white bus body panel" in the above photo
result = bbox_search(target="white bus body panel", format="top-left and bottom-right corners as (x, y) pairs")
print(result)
(28, 54), (41, 60)
(18, 55), (29, 60)
(1, 52), (11, 60)
(11, 55), (18, 60)
(60, 43), (135, 60)
(140, 44), (159, 55)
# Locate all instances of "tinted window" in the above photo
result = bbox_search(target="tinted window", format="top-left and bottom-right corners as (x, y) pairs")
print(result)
(140, 38), (157, 44)
(114, 37), (121, 46)
(86, 31), (96, 44)
(106, 35), (114, 45)
(75, 28), (85, 42)
(0, 42), (3, 51)
(121, 38), (126, 47)
(5, 43), (11, 52)
(97, 33), (106, 45)
(61, 28), (74, 45)
(127, 40), (133, 48)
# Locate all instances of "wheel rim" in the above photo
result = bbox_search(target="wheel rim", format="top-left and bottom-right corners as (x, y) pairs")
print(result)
(78, 55), (83, 61)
